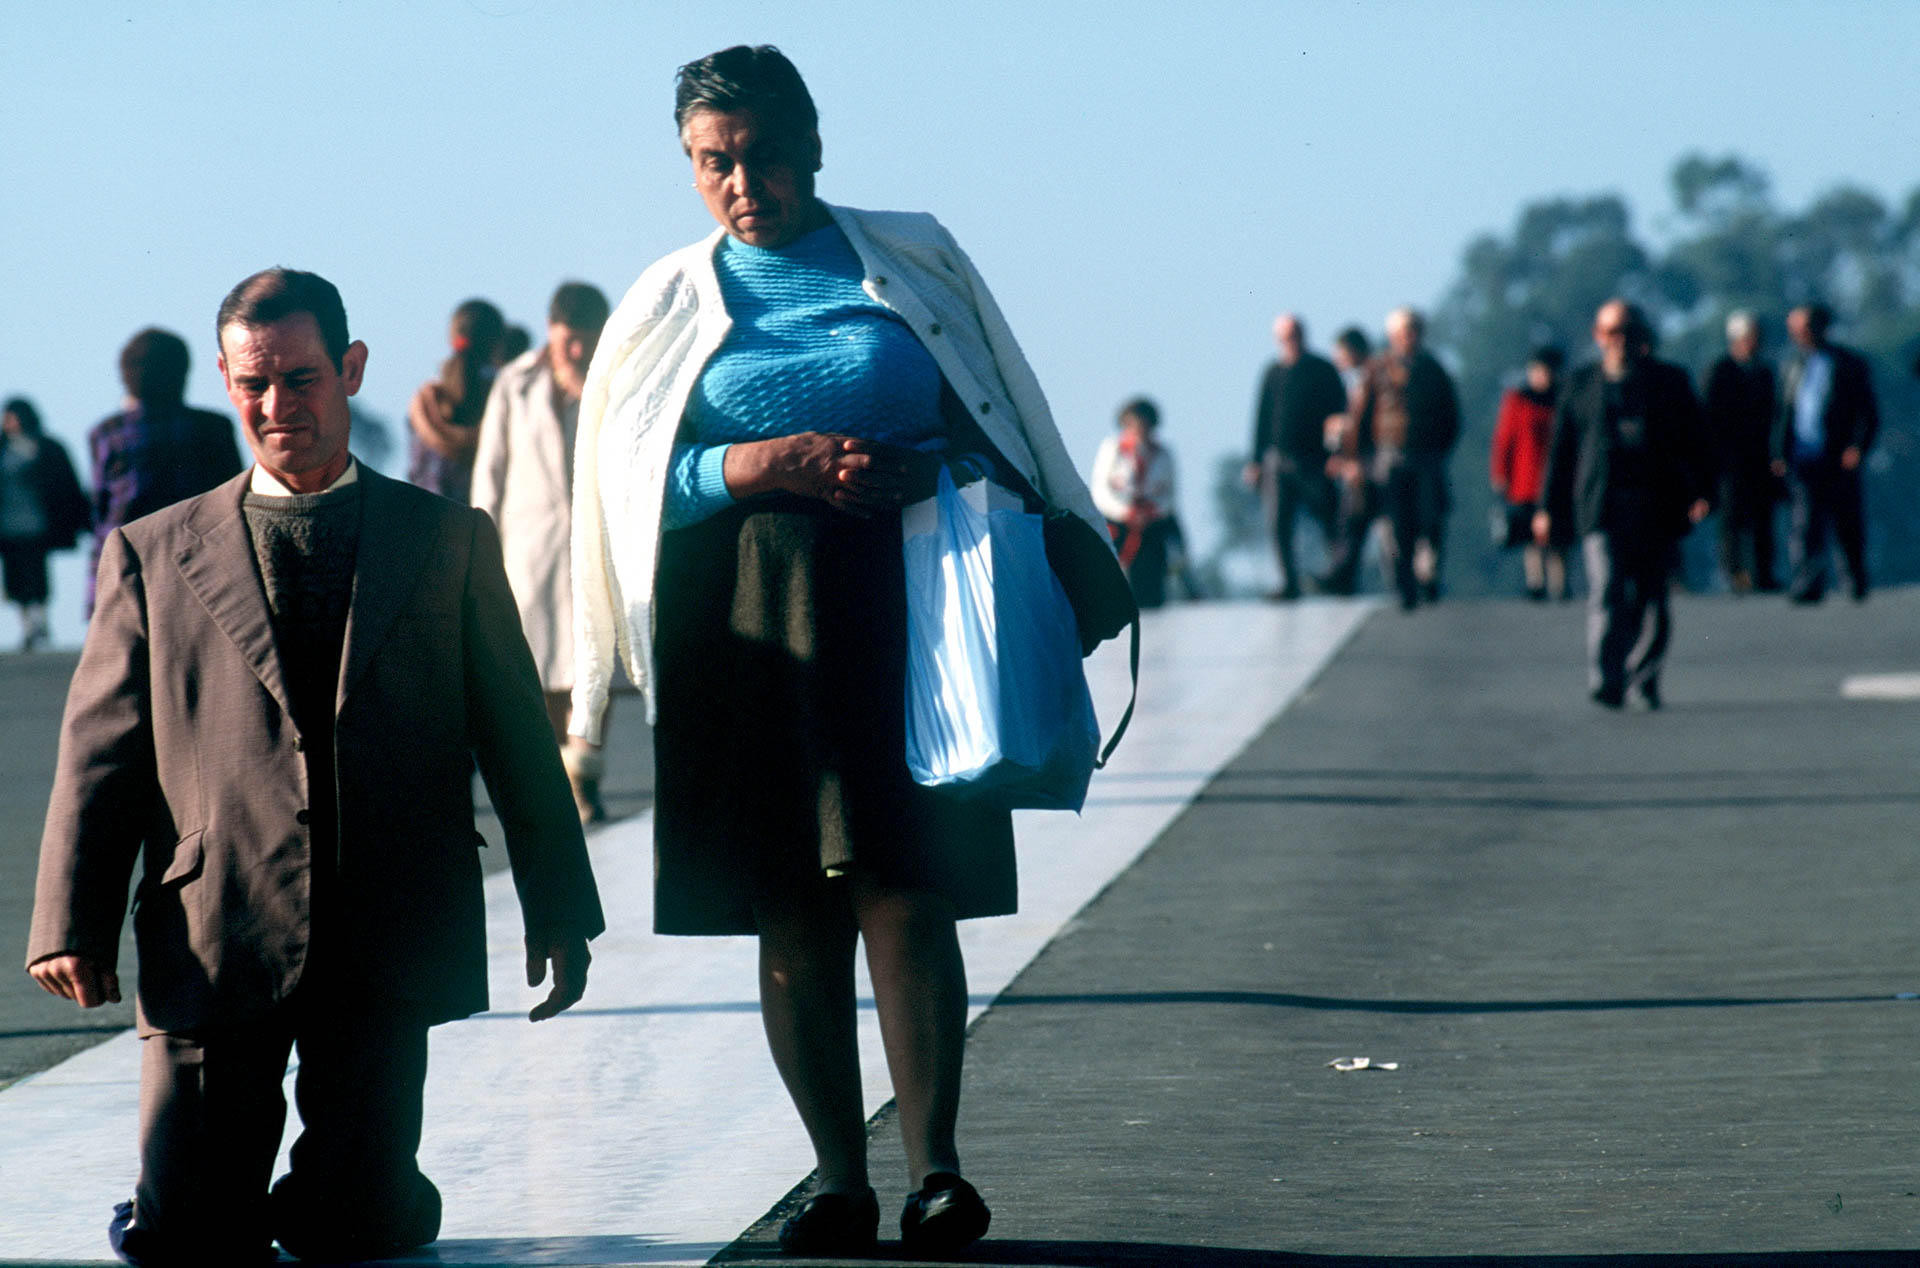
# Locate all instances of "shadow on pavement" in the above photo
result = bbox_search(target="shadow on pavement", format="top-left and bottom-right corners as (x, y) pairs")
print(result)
(991, 990), (1917, 1015)
(713, 1241), (1919, 1266)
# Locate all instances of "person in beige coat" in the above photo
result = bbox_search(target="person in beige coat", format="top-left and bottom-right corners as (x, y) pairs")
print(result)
(471, 281), (611, 822)
(26, 268), (604, 1265)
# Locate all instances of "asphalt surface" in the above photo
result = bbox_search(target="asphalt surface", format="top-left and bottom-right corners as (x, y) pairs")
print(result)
(6, 589), (1919, 1265)
(719, 590), (1920, 1266)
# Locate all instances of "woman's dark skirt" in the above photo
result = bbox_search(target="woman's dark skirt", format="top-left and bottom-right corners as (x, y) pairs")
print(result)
(652, 496), (1016, 936)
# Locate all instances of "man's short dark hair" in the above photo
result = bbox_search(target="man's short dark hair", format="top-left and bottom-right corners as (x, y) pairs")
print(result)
(1799, 302), (1835, 340)
(119, 328), (192, 407)
(674, 45), (818, 144)
(549, 281), (611, 334)
(1119, 396), (1160, 430)
(1335, 327), (1371, 363)
(216, 268), (351, 370)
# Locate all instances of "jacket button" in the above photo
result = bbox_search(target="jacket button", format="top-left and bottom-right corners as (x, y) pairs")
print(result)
(873, 275), (888, 286)
(979, 401), (993, 414)
(292, 736), (305, 752)
(295, 809), (310, 825)
(928, 323), (942, 335)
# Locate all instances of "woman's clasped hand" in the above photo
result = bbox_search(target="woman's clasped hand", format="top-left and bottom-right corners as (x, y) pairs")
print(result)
(722, 432), (943, 515)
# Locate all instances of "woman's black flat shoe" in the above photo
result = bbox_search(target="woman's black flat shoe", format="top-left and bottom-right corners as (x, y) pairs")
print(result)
(778, 1187), (878, 1256)
(900, 1172), (990, 1255)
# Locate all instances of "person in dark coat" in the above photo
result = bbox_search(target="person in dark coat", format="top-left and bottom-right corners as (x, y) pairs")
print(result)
(1704, 310), (1781, 593)
(1771, 302), (1879, 603)
(1245, 313), (1348, 599)
(86, 327), (244, 613)
(0, 398), (91, 650)
(1538, 299), (1712, 710)
(1342, 307), (1461, 609)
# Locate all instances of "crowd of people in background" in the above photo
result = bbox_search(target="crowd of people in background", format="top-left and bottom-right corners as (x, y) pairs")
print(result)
(0, 277), (1900, 709)
(1240, 307), (1463, 611)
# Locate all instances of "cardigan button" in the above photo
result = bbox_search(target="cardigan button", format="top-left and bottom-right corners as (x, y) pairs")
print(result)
(872, 275), (888, 286)
(295, 809), (310, 825)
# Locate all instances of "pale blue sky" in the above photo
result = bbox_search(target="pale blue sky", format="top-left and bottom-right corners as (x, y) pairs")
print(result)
(4, 1), (1916, 643)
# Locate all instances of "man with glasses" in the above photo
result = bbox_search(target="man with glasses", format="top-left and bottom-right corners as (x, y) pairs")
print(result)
(1536, 299), (1712, 709)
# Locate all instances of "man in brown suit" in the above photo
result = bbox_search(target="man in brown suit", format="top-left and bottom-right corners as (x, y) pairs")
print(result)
(26, 268), (605, 1265)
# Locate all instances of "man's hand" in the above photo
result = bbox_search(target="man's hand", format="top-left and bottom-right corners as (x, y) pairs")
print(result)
(29, 953), (120, 1008)
(525, 934), (590, 1022)
(1840, 445), (1862, 472)
(1687, 498), (1712, 525)
(1771, 459), (1788, 478)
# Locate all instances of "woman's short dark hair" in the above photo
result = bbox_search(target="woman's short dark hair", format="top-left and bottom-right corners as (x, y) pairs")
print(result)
(1119, 396), (1160, 430)
(119, 328), (192, 407)
(1529, 344), (1565, 373)
(215, 267), (351, 370)
(549, 281), (611, 333)
(674, 45), (817, 143)
(2, 397), (44, 438)
(1335, 326), (1371, 363)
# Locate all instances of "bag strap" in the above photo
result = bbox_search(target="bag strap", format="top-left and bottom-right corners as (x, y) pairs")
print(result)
(1094, 612), (1139, 769)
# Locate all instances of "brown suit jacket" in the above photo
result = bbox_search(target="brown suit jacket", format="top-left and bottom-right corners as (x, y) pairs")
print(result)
(28, 464), (604, 1035)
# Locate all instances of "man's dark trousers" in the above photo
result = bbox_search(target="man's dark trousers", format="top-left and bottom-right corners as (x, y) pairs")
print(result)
(1786, 459), (1867, 600)
(1271, 452), (1335, 594)
(133, 976), (439, 1260)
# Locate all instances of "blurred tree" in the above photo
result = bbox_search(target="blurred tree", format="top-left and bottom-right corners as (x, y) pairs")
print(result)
(348, 402), (397, 474)
(1431, 154), (1920, 597)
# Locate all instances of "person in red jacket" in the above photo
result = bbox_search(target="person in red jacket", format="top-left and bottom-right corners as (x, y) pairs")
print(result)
(1489, 345), (1567, 600)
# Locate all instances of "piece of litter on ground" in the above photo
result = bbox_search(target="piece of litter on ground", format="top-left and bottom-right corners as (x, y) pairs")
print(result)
(1328, 1056), (1399, 1072)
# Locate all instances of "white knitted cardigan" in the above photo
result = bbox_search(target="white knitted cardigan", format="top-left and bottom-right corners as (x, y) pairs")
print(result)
(567, 202), (1106, 742)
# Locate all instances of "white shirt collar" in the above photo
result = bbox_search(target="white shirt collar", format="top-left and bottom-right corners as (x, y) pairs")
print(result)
(249, 458), (359, 498)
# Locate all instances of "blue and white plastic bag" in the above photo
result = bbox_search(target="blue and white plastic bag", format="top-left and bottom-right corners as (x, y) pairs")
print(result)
(903, 469), (1100, 811)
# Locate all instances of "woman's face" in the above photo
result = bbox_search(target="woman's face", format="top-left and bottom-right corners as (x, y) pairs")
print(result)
(1526, 361), (1555, 394)
(683, 107), (822, 248)
(1, 410), (20, 438)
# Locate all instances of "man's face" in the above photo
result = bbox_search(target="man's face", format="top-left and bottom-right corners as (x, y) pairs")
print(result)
(684, 107), (822, 249)
(1387, 316), (1418, 359)
(1593, 301), (1634, 372)
(1273, 315), (1303, 364)
(549, 321), (601, 394)
(1729, 330), (1759, 362)
(219, 312), (365, 493)
(1787, 309), (1816, 350)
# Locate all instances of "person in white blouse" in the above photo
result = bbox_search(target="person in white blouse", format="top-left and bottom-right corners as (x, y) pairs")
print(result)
(1089, 396), (1180, 608)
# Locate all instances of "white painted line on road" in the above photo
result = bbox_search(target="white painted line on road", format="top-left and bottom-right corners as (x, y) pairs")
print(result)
(1841, 673), (1920, 700)
(0, 599), (1374, 1265)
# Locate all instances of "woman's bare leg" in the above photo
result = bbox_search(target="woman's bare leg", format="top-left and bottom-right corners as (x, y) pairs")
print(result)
(853, 877), (968, 1187)
(753, 894), (870, 1195)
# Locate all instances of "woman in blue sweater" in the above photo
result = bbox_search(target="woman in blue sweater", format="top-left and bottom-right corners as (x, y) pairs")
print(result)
(570, 45), (1106, 1257)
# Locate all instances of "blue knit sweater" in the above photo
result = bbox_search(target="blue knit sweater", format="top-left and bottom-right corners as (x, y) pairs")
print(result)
(665, 224), (944, 528)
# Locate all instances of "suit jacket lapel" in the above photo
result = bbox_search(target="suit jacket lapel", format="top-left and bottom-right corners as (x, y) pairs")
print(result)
(337, 466), (436, 709)
(176, 472), (297, 720)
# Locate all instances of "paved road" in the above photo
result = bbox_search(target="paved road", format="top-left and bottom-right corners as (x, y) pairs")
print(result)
(0, 652), (651, 1090)
(8, 589), (1919, 1265)
(719, 590), (1920, 1264)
